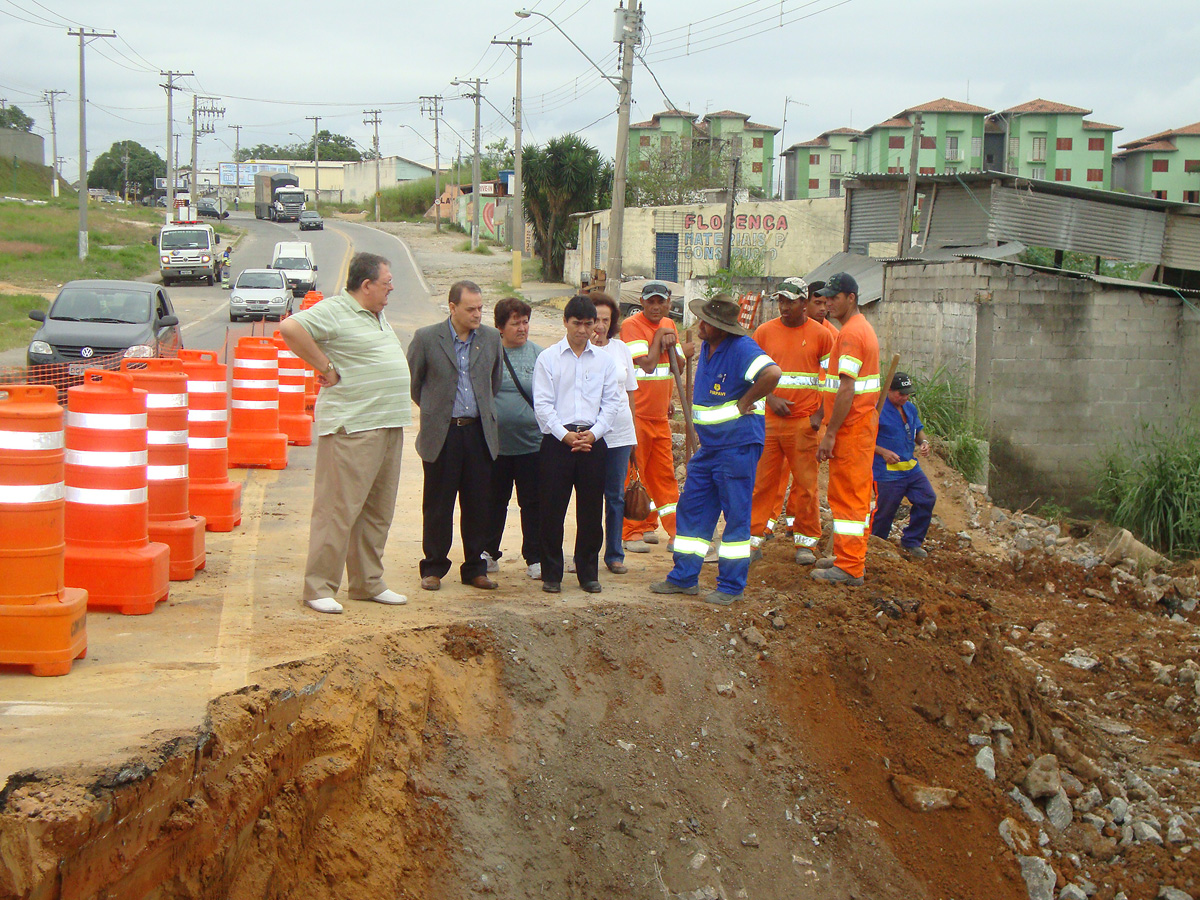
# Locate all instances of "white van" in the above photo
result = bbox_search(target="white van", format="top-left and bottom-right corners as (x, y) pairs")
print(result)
(271, 241), (317, 297)
(157, 221), (220, 286)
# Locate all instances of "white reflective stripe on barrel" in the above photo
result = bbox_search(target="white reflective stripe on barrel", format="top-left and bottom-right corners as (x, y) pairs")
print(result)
(66, 486), (148, 505)
(187, 380), (226, 393)
(278, 349), (299, 359)
(145, 392), (188, 409)
(0, 482), (65, 503)
(0, 429), (64, 450)
(278, 384), (306, 393)
(232, 379), (277, 390)
(233, 358), (278, 370)
(147, 464), (188, 480)
(66, 411), (147, 430)
(188, 408), (228, 422)
(147, 429), (189, 445)
(188, 436), (228, 449)
(65, 449), (148, 467)
(232, 399), (277, 410)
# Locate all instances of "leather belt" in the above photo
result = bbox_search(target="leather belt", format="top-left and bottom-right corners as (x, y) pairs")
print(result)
(564, 424), (593, 433)
(452, 416), (478, 427)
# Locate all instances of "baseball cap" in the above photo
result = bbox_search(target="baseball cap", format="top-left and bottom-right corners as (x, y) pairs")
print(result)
(891, 371), (915, 394)
(807, 280), (826, 297)
(641, 281), (671, 299)
(771, 276), (808, 300)
(815, 272), (858, 297)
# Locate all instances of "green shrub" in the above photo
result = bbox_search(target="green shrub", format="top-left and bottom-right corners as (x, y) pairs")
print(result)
(910, 365), (986, 482)
(1094, 419), (1200, 558)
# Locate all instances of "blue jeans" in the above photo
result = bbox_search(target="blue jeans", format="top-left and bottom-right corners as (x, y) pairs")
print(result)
(604, 444), (634, 565)
(872, 467), (937, 548)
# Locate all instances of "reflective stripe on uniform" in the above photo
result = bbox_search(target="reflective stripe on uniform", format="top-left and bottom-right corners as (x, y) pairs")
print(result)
(717, 540), (751, 560)
(65, 449), (147, 468)
(855, 375), (880, 394)
(0, 429), (64, 451)
(794, 534), (819, 548)
(636, 363), (672, 381)
(750, 535), (764, 548)
(0, 482), (65, 503)
(693, 398), (765, 426)
(657, 502), (677, 517)
(776, 372), (821, 388)
(66, 486), (148, 506)
(745, 353), (773, 381)
(838, 355), (863, 377)
(832, 518), (866, 536)
(626, 340), (650, 357)
(672, 535), (709, 557)
(66, 411), (147, 430)
(188, 436), (228, 449)
(145, 393), (187, 408)
(887, 458), (918, 472)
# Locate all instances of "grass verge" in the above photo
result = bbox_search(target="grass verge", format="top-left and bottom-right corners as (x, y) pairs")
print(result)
(456, 240), (494, 255)
(0, 293), (49, 353)
(910, 365), (987, 483)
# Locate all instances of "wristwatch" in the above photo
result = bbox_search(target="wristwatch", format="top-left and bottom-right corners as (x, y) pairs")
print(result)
(324, 361), (337, 376)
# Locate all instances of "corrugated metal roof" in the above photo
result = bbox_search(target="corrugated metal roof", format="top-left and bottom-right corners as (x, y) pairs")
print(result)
(805, 252), (886, 306)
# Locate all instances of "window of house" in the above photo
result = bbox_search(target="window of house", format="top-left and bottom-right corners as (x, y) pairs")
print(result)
(1030, 166), (1046, 180)
(1153, 190), (1168, 200)
(888, 135), (905, 149)
(1055, 168), (1072, 181)
(809, 154), (820, 165)
(1088, 137), (1105, 151)
(1087, 169), (1104, 182)
(919, 167), (935, 175)
(1186, 160), (1200, 173)
(887, 166), (903, 174)
(829, 179), (841, 197)
(752, 137), (764, 149)
(945, 135), (961, 161)
(661, 135), (671, 153)
(1185, 191), (1199, 204)
(829, 153), (842, 174)
(1152, 158), (1169, 173)
(1056, 137), (1073, 151)
(808, 178), (820, 190)
(850, 153), (858, 171)
(971, 136), (983, 159)
(920, 136), (936, 150)
(639, 135), (650, 147)
(752, 161), (763, 173)
(1031, 136), (1047, 162)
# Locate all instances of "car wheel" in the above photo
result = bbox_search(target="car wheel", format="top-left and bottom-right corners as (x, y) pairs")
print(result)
(229, 313), (238, 322)
(207, 273), (215, 286)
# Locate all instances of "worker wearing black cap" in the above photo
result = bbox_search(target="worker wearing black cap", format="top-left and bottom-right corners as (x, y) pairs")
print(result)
(871, 371), (936, 558)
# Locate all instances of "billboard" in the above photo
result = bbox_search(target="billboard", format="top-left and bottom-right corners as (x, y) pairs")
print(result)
(218, 162), (290, 186)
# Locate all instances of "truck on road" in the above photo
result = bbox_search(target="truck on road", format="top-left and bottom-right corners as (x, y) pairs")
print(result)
(254, 172), (306, 222)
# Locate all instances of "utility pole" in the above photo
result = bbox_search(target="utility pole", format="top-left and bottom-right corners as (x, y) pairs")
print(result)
(451, 78), (487, 249)
(491, 37), (530, 279)
(306, 115), (321, 206)
(229, 123), (241, 203)
(122, 142), (130, 202)
(44, 89), (66, 199)
(721, 147), (740, 267)
(606, 1), (642, 290)
(69, 28), (115, 260)
(420, 95), (443, 232)
(363, 108), (382, 222)
(160, 70), (192, 212)
(190, 95), (224, 202)
(898, 114), (923, 255)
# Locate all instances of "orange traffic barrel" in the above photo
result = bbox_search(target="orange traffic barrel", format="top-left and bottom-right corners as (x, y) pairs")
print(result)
(178, 349), (242, 531)
(299, 292), (323, 413)
(272, 332), (312, 446)
(227, 336), (288, 470)
(300, 290), (323, 310)
(121, 359), (206, 581)
(0, 385), (87, 677)
(63, 369), (170, 615)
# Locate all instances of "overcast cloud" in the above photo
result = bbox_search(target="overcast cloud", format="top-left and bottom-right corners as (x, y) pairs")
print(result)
(2, 0), (1198, 184)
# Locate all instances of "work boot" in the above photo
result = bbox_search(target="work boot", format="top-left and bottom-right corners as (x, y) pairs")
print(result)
(814, 556), (836, 569)
(623, 538), (652, 553)
(810, 566), (864, 586)
(648, 580), (699, 595)
(794, 547), (817, 565)
(641, 531), (660, 545)
(902, 545), (928, 559)
(749, 547), (763, 564)
(703, 590), (742, 606)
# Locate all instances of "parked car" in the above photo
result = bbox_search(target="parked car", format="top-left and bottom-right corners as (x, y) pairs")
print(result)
(26, 281), (183, 400)
(100, 193), (122, 204)
(229, 269), (291, 322)
(298, 209), (324, 231)
(616, 278), (685, 322)
(196, 197), (229, 219)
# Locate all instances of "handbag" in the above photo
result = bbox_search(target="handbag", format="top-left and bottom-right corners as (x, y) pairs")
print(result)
(624, 458), (652, 521)
(503, 349), (534, 408)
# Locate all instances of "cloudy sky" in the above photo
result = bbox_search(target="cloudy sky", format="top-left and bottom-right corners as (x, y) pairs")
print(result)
(2, 0), (1198, 186)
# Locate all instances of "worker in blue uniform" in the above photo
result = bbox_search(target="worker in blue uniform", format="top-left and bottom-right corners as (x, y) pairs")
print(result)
(871, 371), (936, 558)
(650, 294), (781, 606)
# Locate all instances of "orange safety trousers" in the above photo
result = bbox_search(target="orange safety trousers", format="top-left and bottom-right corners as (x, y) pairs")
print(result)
(827, 413), (878, 579)
(750, 416), (821, 548)
(623, 416), (679, 539)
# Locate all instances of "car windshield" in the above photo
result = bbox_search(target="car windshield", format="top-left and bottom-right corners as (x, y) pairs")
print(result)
(276, 258), (311, 270)
(277, 191), (305, 202)
(236, 272), (286, 289)
(301, 212), (319, 219)
(160, 229), (210, 250)
(50, 288), (151, 324)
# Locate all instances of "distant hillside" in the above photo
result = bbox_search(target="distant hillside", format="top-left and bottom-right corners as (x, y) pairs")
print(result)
(0, 156), (72, 199)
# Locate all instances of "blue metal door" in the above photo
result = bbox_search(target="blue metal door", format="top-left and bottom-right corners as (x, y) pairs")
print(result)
(654, 232), (679, 282)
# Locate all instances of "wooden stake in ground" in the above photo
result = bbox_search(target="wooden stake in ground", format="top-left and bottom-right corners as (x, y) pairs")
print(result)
(682, 328), (696, 460)
(670, 348), (698, 461)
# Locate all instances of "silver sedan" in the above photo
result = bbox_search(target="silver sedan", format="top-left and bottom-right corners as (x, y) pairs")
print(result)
(229, 269), (291, 322)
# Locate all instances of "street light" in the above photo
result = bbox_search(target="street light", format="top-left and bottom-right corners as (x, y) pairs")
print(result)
(516, 5), (640, 289)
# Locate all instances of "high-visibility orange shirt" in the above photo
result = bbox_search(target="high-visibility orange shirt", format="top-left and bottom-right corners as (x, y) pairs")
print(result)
(621, 312), (684, 420)
(823, 312), (880, 427)
(753, 317), (833, 419)
(820, 317), (838, 338)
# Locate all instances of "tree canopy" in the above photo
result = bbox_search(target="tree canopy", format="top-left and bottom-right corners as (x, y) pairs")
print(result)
(87, 141), (165, 198)
(0, 105), (35, 132)
(523, 134), (611, 282)
(238, 130), (362, 162)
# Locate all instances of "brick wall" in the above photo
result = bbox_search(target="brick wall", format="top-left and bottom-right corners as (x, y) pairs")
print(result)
(864, 260), (1193, 509)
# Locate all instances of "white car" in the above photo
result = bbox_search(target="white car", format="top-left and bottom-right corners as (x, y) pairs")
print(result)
(229, 269), (291, 322)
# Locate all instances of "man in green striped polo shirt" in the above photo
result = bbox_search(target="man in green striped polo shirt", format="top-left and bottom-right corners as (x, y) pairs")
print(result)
(279, 251), (412, 614)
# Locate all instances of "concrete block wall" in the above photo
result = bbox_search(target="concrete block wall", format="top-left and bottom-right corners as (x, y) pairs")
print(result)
(0, 128), (44, 167)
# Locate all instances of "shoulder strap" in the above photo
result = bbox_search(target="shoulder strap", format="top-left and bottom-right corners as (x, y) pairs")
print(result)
(503, 349), (534, 407)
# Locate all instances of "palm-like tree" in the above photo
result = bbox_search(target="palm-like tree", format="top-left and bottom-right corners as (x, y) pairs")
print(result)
(523, 135), (612, 282)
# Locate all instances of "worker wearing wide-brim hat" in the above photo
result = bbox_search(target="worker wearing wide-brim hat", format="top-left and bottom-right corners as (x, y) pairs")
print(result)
(650, 294), (781, 606)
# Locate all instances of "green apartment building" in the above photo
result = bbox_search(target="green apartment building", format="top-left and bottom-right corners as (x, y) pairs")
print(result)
(854, 98), (992, 177)
(1113, 123), (1200, 202)
(628, 109), (779, 197)
(987, 100), (1121, 189)
(781, 127), (861, 199)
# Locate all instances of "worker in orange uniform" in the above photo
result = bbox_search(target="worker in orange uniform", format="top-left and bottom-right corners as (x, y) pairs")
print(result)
(749, 277), (833, 565)
(813, 272), (879, 586)
(621, 281), (694, 552)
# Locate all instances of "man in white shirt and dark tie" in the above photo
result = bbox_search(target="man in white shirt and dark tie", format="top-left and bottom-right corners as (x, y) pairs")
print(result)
(533, 294), (623, 594)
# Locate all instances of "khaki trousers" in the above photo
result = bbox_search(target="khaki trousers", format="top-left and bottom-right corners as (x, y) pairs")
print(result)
(303, 427), (404, 603)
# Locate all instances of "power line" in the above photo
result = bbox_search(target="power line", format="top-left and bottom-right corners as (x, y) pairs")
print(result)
(647, 0), (854, 62)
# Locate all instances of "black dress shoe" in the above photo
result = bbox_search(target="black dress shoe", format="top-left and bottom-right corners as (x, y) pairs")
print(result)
(579, 581), (602, 593)
(542, 581), (561, 593)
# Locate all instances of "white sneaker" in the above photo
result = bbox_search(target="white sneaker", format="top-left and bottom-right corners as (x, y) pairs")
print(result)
(481, 552), (499, 573)
(527, 562), (541, 579)
(306, 597), (343, 614)
(368, 589), (408, 605)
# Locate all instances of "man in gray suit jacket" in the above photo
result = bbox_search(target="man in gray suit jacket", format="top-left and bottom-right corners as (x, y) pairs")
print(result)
(407, 280), (503, 590)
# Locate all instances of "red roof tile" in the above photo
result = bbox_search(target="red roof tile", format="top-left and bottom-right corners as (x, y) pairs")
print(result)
(825, 126), (864, 136)
(870, 117), (912, 130)
(1082, 120), (1122, 131)
(704, 110), (750, 119)
(1002, 99), (1092, 115)
(1120, 121), (1200, 148)
(1118, 140), (1178, 154)
(656, 108), (698, 119)
(791, 138), (830, 149)
(903, 97), (992, 115)
(743, 121), (779, 132)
